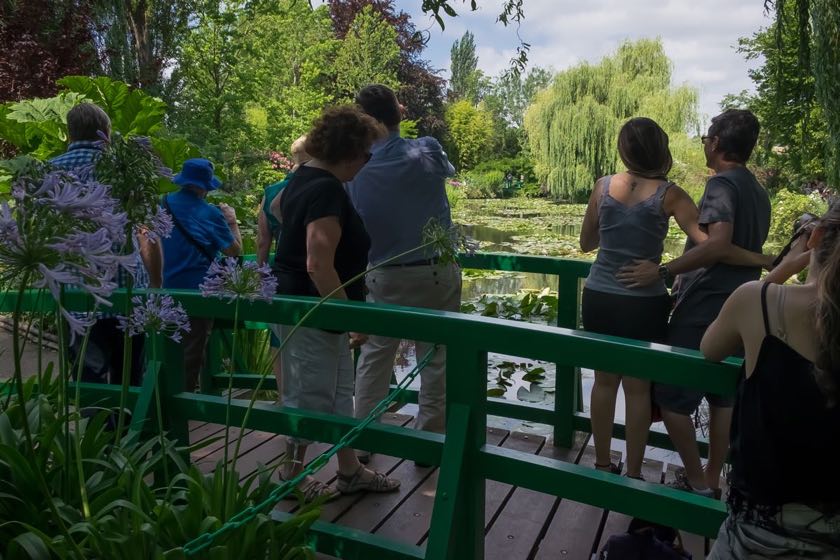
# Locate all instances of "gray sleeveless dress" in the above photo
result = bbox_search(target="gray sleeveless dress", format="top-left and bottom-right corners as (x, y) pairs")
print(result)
(580, 175), (673, 341)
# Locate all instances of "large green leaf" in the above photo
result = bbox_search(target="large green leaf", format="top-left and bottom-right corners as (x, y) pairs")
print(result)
(58, 76), (167, 136)
(0, 93), (84, 159)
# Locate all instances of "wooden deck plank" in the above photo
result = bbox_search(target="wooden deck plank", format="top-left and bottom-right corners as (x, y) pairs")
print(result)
(193, 427), (255, 471)
(482, 432), (588, 560)
(372, 427), (510, 545)
(482, 431), (545, 528)
(532, 444), (617, 560)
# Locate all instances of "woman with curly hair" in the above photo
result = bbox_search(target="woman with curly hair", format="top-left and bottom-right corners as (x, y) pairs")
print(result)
(269, 106), (399, 500)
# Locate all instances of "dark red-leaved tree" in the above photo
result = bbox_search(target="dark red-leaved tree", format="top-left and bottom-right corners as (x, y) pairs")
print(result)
(0, 0), (99, 103)
(328, 0), (446, 137)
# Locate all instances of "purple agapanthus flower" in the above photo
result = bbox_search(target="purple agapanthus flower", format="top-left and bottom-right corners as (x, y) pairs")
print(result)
(117, 293), (191, 343)
(0, 202), (19, 244)
(199, 258), (277, 303)
(143, 206), (174, 242)
(33, 171), (118, 219)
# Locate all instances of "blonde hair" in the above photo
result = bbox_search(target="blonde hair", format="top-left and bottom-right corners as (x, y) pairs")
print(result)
(814, 203), (840, 405)
(290, 135), (309, 164)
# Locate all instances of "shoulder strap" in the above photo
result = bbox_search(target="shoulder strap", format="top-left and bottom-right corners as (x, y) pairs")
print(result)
(760, 282), (771, 336)
(161, 194), (216, 263)
(598, 175), (613, 207)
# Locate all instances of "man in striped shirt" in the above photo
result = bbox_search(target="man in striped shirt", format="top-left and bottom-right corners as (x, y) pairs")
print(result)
(51, 103), (162, 386)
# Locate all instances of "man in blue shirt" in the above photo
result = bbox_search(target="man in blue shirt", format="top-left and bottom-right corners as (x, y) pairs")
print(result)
(347, 85), (462, 459)
(51, 102), (161, 388)
(161, 158), (241, 390)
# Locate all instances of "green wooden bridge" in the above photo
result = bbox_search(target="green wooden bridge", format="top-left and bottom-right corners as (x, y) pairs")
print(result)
(3, 252), (739, 559)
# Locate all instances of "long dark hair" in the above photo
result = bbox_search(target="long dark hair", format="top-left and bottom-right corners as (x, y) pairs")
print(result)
(814, 203), (840, 404)
(617, 117), (672, 179)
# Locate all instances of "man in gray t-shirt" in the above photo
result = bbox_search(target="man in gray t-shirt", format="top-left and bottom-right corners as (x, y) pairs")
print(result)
(618, 110), (771, 497)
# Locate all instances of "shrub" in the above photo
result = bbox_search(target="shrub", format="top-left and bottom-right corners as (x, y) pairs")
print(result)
(769, 187), (828, 242)
(461, 169), (506, 198)
(445, 179), (465, 209)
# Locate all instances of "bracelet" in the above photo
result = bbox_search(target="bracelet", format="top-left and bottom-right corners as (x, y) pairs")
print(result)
(658, 264), (673, 283)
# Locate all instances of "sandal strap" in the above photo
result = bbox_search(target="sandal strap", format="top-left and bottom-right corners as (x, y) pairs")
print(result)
(299, 479), (337, 502)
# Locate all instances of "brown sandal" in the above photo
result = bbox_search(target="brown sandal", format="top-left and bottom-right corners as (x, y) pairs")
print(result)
(336, 465), (401, 494)
(594, 461), (623, 475)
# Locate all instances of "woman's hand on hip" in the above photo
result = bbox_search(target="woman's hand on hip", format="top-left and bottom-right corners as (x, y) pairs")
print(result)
(349, 332), (368, 349)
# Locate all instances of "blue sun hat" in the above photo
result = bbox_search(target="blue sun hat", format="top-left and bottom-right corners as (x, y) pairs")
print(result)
(173, 158), (222, 191)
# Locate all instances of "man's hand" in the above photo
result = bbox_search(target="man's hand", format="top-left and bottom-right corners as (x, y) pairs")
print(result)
(349, 332), (368, 349)
(219, 203), (237, 223)
(616, 260), (660, 288)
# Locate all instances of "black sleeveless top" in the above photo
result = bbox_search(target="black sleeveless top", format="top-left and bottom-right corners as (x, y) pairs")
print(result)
(728, 283), (840, 516)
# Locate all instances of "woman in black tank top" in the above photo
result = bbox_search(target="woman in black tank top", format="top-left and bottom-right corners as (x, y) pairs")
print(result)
(700, 203), (840, 559)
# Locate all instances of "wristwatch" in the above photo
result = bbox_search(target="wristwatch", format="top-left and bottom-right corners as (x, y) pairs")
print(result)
(658, 264), (673, 283)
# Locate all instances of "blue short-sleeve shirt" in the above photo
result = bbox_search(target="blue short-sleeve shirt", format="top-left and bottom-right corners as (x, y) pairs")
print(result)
(161, 188), (234, 289)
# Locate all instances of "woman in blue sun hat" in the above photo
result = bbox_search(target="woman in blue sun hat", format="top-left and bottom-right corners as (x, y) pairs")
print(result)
(161, 158), (242, 391)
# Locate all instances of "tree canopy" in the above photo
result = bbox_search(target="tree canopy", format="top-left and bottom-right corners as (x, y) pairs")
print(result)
(524, 39), (700, 201)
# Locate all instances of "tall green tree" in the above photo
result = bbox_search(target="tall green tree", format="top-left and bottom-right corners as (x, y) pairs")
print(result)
(445, 99), (494, 170)
(811, 0), (840, 186)
(168, 1), (243, 158)
(92, 0), (194, 95)
(483, 66), (552, 156)
(524, 39), (700, 201)
(327, 0), (447, 136)
(171, 0), (338, 167)
(730, 0), (827, 187)
(449, 31), (484, 103)
(334, 5), (401, 99)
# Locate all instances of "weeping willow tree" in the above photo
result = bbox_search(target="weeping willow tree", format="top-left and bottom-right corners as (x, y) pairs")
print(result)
(808, 0), (840, 186)
(524, 39), (700, 201)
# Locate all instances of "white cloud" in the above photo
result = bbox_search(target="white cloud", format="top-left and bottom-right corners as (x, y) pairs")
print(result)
(397, 0), (773, 122)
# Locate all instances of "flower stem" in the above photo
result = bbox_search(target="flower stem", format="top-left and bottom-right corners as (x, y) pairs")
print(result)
(151, 335), (170, 483)
(221, 299), (240, 521)
(72, 325), (94, 520)
(115, 279), (134, 444)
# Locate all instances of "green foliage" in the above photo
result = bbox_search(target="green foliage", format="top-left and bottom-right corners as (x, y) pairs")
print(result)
(171, 1), (338, 185)
(462, 169), (505, 198)
(0, 76), (200, 192)
(445, 179), (465, 210)
(0, 92), (85, 159)
(399, 119), (419, 139)
(768, 188), (828, 242)
(334, 5), (401, 99)
(462, 288), (558, 323)
(811, 0), (840, 186)
(0, 371), (316, 557)
(524, 39), (701, 201)
(444, 99), (494, 171)
(482, 67), (553, 157)
(58, 75), (168, 136)
(733, 1), (828, 188)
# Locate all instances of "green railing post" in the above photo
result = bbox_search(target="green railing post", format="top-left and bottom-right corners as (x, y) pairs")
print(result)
(156, 332), (190, 447)
(553, 275), (578, 448)
(428, 346), (487, 559)
(201, 328), (223, 394)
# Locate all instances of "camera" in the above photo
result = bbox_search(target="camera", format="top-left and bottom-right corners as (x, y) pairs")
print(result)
(772, 212), (819, 268)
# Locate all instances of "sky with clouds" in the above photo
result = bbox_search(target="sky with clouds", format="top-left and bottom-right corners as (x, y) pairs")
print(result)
(393, 0), (774, 126)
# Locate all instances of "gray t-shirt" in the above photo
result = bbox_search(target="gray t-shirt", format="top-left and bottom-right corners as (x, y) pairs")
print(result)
(670, 166), (771, 328)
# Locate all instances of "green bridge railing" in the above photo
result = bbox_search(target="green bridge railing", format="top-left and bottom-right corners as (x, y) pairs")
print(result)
(2, 252), (740, 559)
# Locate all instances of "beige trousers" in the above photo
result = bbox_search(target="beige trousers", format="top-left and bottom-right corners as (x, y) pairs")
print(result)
(354, 263), (462, 432)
